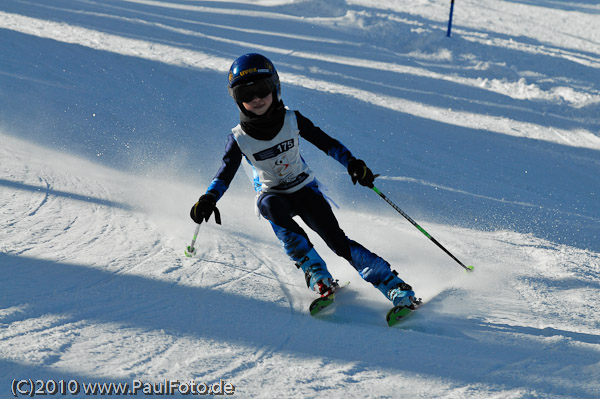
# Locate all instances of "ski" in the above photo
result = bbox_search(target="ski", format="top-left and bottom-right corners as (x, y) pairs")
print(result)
(308, 282), (423, 326)
(386, 299), (422, 327)
(309, 281), (349, 316)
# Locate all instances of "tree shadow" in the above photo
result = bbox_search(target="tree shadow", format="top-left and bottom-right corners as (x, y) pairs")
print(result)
(0, 178), (131, 210)
(1, 252), (599, 397)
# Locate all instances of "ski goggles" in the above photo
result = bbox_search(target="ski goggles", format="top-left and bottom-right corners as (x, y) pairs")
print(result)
(228, 78), (275, 103)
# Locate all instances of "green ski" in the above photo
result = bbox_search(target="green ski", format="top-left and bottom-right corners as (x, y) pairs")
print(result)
(386, 306), (413, 326)
(386, 299), (422, 327)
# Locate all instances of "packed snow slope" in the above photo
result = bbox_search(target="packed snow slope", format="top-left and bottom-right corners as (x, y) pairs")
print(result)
(1, 0), (599, 398)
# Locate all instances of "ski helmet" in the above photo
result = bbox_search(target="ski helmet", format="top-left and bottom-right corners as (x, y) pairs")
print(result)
(227, 53), (281, 102)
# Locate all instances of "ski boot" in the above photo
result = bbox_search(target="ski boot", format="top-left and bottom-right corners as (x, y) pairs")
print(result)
(376, 270), (418, 308)
(295, 248), (335, 296)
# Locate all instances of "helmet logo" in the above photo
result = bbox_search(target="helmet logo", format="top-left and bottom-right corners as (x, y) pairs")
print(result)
(239, 67), (258, 77)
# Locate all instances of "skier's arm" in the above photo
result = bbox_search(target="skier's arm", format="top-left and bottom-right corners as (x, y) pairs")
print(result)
(190, 134), (242, 225)
(206, 134), (243, 201)
(296, 111), (375, 187)
(295, 111), (354, 168)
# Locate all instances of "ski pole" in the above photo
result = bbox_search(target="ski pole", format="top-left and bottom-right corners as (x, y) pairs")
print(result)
(372, 185), (474, 272)
(184, 223), (201, 257)
(447, 0), (455, 37)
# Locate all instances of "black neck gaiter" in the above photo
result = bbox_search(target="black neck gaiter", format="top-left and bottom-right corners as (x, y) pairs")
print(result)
(239, 99), (286, 141)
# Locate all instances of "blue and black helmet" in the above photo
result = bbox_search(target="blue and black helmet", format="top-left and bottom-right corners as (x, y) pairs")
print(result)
(227, 53), (281, 103)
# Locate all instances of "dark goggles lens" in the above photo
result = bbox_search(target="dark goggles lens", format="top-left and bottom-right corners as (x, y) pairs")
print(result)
(230, 78), (274, 103)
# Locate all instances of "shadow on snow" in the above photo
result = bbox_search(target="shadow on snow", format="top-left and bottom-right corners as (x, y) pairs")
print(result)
(1, 252), (599, 398)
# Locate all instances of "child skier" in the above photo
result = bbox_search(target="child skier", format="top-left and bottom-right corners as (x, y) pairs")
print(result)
(190, 53), (417, 308)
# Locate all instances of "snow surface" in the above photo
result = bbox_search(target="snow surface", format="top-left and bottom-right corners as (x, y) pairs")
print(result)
(1, 0), (599, 398)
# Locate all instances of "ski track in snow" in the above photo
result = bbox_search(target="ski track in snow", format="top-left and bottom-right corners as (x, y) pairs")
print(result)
(1, 0), (600, 398)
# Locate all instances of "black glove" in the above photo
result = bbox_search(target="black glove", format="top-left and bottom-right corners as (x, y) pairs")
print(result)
(347, 158), (375, 188)
(190, 193), (221, 225)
